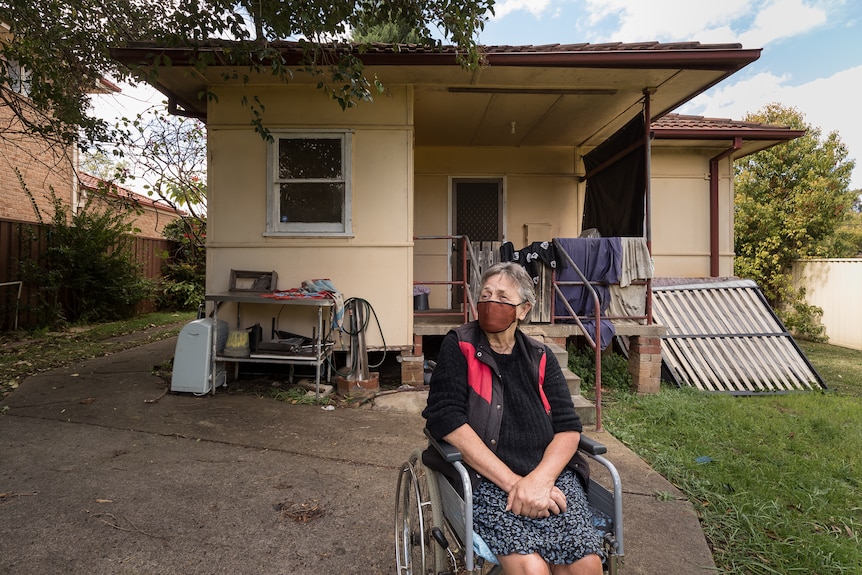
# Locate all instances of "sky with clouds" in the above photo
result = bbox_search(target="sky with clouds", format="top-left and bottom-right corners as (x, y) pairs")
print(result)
(94, 0), (861, 189)
(477, 0), (862, 188)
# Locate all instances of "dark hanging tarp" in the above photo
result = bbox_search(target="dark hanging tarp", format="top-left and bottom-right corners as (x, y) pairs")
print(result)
(582, 114), (646, 237)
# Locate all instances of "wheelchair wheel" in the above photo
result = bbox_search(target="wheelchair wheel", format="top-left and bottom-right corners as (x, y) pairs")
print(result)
(395, 449), (440, 575)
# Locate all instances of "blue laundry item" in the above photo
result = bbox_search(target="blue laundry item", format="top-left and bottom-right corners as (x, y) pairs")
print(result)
(578, 320), (616, 351)
(301, 278), (345, 330)
(554, 238), (622, 350)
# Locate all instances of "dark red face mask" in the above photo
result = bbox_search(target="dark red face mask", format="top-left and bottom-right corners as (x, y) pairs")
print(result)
(477, 300), (519, 333)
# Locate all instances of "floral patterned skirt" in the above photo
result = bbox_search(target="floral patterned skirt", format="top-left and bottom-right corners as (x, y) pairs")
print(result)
(472, 468), (603, 564)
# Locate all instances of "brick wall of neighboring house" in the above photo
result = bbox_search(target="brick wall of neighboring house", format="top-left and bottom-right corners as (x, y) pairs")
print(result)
(1, 105), (182, 238)
(0, 104), (75, 224)
(79, 174), (183, 239)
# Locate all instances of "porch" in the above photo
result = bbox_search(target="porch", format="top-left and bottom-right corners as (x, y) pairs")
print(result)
(405, 236), (668, 427)
(407, 313), (666, 426)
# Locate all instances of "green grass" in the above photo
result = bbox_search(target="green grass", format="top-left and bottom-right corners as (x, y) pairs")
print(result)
(603, 340), (862, 574)
(0, 311), (196, 399)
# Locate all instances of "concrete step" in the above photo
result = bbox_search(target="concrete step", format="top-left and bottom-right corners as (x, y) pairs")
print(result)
(561, 367), (581, 396)
(572, 393), (596, 426)
(546, 342), (581, 396)
(545, 341), (569, 366)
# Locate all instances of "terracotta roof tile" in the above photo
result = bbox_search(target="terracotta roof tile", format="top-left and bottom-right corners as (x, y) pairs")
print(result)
(79, 173), (184, 214)
(653, 114), (805, 140)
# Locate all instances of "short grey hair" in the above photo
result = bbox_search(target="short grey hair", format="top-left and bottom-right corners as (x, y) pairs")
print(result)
(479, 262), (536, 322)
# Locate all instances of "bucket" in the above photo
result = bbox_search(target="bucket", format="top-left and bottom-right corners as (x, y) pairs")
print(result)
(223, 329), (251, 357)
(413, 293), (429, 311)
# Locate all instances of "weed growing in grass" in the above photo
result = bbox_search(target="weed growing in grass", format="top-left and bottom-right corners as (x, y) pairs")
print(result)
(270, 387), (332, 406)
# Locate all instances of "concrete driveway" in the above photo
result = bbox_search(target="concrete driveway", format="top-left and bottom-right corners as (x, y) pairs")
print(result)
(0, 336), (715, 574)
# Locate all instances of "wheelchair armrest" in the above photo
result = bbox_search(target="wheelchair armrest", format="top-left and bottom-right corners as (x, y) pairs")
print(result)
(578, 434), (607, 456)
(423, 428), (606, 459)
(424, 428), (463, 463)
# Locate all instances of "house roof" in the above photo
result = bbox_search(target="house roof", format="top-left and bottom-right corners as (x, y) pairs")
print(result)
(111, 40), (761, 148)
(652, 113), (805, 157)
(79, 173), (184, 215)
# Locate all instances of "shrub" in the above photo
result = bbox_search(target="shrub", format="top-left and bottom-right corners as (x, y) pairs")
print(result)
(158, 217), (206, 311)
(568, 343), (632, 394)
(20, 181), (152, 326)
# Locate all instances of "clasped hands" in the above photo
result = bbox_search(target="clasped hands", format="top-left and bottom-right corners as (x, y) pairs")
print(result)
(505, 473), (567, 519)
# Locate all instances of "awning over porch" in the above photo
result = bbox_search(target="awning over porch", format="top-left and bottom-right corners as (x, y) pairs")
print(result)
(110, 40), (761, 149)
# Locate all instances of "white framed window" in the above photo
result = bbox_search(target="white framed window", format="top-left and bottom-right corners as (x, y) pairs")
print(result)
(266, 130), (353, 236)
(7, 60), (31, 97)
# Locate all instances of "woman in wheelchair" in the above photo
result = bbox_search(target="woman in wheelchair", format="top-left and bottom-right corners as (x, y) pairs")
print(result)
(422, 262), (603, 575)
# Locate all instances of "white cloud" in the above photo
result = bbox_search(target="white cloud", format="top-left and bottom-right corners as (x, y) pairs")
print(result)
(487, 0), (836, 49)
(685, 65), (862, 188)
(492, 0), (555, 19)
(580, 0), (751, 42)
(737, 0), (827, 47)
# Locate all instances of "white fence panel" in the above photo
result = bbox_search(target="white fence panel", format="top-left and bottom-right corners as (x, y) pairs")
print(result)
(791, 259), (862, 351)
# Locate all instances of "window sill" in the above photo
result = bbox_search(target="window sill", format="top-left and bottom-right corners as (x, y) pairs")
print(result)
(263, 232), (355, 239)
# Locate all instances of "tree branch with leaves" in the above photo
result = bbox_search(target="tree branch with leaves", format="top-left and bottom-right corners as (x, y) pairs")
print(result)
(1, 0), (494, 151)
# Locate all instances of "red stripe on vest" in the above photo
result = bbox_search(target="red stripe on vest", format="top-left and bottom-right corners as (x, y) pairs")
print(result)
(538, 352), (550, 413)
(459, 341), (493, 403)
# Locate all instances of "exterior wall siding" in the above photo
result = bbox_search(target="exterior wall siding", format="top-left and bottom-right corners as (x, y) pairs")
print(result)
(650, 147), (735, 278)
(204, 84), (415, 348)
(414, 146), (582, 309)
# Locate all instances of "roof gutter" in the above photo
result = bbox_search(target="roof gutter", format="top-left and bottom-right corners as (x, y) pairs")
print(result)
(709, 137), (742, 277)
(110, 45), (761, 72)
(654, 128), (805, 140)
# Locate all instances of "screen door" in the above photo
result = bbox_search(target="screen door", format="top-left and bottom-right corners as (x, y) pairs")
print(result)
(452, 179), (503, 306)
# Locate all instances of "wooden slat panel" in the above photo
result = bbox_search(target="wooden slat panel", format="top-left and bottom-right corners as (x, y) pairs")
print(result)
(652, 282), (824, 393)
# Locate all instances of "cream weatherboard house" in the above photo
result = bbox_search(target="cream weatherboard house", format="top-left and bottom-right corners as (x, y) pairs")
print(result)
(111, 41), (802, 395)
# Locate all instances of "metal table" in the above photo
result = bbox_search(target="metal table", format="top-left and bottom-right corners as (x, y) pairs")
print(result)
(205, 292), (334, 396)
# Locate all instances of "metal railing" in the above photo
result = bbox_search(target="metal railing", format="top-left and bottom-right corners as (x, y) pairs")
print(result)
(550, 238), (606, 431)
(413, 235), (478, 324)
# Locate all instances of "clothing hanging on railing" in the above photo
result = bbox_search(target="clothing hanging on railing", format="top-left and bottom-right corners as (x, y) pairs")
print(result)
(553, 237), (622, 349)
(499, 241), (567, 286)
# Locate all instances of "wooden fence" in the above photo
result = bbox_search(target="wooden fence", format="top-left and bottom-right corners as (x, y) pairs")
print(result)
(0, 218), (175, 331)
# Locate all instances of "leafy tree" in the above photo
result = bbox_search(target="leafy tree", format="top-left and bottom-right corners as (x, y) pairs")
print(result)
(117, 103), (208, 219)
(734, 103), (856, 339)
(79, 102), (209, 310)
(1, 0), (494, 150)
(159, 216), (207, 311)
(351, 12), (434, 44)
(79, 151), (133, 184)
(830, 204), (862, 257)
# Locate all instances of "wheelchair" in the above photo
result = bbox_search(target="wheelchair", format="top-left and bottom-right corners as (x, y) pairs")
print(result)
(395, 430), (624, 574)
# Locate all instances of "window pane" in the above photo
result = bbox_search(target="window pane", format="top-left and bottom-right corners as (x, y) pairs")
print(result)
(280, 182), (344, 223)
(278, 138), (342, 179)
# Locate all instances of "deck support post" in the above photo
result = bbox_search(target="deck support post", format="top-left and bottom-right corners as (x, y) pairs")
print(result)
(628, 335), (662, 394)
